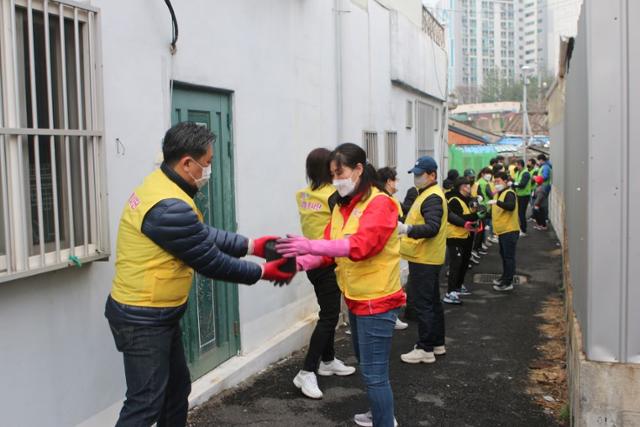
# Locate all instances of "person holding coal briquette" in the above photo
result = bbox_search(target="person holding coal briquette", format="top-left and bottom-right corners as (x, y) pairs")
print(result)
(277, 143), (403, 427)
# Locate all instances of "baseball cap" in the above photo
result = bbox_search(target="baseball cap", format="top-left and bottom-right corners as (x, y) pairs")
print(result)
(408, 156), (438, 174)
(464, 168), (476, 177)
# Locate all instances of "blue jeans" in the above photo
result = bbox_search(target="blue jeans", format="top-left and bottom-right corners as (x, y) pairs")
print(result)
(498, 231), (519, 285)
(109, 322), (191, 427)
(349, 308), (399, 427)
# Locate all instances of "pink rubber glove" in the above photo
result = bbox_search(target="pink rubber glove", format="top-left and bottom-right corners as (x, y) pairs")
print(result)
(275, 235), (350, 258)
(296, 255), (326, 271)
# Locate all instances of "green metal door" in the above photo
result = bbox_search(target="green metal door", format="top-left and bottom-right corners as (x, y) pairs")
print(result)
(171, 84), (240, 380)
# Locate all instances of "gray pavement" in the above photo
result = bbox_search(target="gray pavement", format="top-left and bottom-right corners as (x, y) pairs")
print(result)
(188, 226), (563, 426)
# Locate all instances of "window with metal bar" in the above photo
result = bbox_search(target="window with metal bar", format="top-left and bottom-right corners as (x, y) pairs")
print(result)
(385, 131), (397, 169)
(415, 101), (435, 159)
(0, 0), (107, 282)
(363, 131), (378, 168)
(406, 100), (413, 129)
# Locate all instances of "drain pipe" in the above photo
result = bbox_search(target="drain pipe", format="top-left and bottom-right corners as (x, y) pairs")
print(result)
(334, 0), (344, 144)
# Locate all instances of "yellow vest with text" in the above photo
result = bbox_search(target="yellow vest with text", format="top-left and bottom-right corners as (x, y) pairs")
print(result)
(330, 188), (401, 301)
(447, 196), (471, 239)
(111, 169), (203, 308)
(492, 189), (520, 235)
(296, 184), (335, 240)
(400, 185), (448, 265)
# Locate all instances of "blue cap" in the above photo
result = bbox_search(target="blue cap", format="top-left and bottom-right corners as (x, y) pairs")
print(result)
(408, 156), (438, 174)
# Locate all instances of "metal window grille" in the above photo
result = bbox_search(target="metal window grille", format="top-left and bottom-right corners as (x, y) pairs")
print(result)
(0, 0), (108, 282)
(415, 101), (435, 159)
(363, 131), (378, 168)
(385, 131), (397, 169)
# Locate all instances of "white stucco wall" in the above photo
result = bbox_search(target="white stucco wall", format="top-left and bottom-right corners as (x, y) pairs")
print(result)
(0, 1), (447, 426)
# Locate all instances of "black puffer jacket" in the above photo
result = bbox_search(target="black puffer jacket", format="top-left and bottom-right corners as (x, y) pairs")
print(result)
(106, 163), (262, 326)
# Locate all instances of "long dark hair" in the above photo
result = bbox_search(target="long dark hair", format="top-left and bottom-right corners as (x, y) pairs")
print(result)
(329, 143), (384, 205)
(306, 148), (332, 190)
(377, 167), (397, 196)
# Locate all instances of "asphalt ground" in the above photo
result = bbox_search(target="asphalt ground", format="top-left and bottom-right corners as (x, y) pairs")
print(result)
(188, 226), (563, 427)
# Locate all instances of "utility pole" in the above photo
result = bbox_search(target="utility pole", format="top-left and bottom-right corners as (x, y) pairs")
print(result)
(521, 65), (534, 162)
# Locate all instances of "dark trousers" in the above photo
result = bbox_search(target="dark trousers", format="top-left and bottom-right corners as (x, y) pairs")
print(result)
(498, 231), (519, 286)
(303, 265), (341, 372)
(109, 322), (191, 427)
(533, 205), (548, 226)
(407, 262), (445, 352)
(473, 227), (484, 251)
(447, 236), (473, 293)
(517, 196), (530, 233)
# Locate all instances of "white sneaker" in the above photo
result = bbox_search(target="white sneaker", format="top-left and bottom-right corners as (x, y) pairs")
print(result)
(443, 292), (462, 305)
(471, 251), (480, 258)
(317, 358), (356, 376)
(481, 243), (490, 250)
(394, 317), (409, 330)
(293, 370), (323, 399)
(519, 232), (527, 237)
(353, 410), (399, 427)
(400, 346), (436, 364)
(434, 345), (446, 356)
(492, 278), (502, 286)
(488, 236), (499, 243)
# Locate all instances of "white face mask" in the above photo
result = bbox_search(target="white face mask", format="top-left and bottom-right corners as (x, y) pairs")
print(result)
(414, 174), (429, 189)
(483, 174), (492, 181)
(188, 158), (212, 189)
(333, 175), (357, 197)
(495, 183), (505, 192)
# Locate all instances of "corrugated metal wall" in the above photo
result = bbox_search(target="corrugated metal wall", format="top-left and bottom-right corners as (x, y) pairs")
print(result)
(561, 0), (640, 363)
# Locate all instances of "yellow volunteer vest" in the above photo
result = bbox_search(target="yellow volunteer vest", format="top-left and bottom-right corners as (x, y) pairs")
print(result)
(330, 188), (401, 301)
(493, 189), (520, 235)
(296, 184), (335, 240)
(447, 196), (471, 239)
(391, 197), (402, 218)
(400, 185), (448, 265)
(509, 164), (517, 179)
(111, 169), (203, 308)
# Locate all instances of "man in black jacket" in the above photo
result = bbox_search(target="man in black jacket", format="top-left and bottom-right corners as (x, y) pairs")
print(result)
(398, 156), (448, 364)
(105, 122), (294, 427)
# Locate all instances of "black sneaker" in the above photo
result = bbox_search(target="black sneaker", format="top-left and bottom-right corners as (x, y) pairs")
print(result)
(492, 283), (514, 292)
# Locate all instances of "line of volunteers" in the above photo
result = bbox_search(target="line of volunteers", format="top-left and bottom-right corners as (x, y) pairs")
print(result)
(279, 146), (552, 427)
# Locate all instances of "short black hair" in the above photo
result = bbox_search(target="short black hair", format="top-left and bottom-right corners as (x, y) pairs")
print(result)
(527, 158), (537, 165)
(496, 155), (505, 162)
(494, 171), (509, 181)
(162, 122), (215, 165)
(446, 169), (459, 180)
(537, 154), (548, 162)
(516, 159), (525, 167)
(306, 148), (332, 190)
(489, 158), (498, 166)
(492, 163), (504, 173)
(377, 167), (397, 183)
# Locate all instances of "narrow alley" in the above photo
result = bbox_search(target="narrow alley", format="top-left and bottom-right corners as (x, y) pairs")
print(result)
(188, 229), (564, 427)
